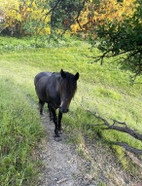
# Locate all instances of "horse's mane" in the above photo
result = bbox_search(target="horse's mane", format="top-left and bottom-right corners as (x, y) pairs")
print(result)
(60, 72), (77, 98)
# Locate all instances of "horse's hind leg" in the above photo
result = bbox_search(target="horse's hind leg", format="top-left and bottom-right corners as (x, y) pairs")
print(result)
(48, 104), (53, 121)
(50, 107), (60, 137)
(39, 100), (44, 115)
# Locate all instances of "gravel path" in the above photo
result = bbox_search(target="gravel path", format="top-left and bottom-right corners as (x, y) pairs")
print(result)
(37, 113), (97, 186)
(37, 112), (142, 186)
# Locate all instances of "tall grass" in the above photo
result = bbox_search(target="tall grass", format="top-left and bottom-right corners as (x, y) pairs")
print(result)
(0, 35), (142, 184)
(0, 77), (43, 185)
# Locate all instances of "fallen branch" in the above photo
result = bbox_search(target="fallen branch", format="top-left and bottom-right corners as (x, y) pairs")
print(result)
(112, 142), (142, 155)
(87, 110), (142, 142)
(86, 110), (142, 155)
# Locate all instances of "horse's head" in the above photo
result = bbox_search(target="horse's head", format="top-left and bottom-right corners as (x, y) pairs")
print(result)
(59, 69), (79, 113)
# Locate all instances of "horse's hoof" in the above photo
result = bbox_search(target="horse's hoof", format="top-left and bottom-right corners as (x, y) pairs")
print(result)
(54, 136), (62, 142)
(40, 113), (43, 118)
(58, 130), (63, 135)
(54, 133), (60, 137)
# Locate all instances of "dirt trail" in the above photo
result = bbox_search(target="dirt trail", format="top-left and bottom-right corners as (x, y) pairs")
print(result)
(37, 112), (142, 186)
(37, 113), (96, 186)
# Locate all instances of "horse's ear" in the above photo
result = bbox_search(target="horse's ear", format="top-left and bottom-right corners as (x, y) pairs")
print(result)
(60, 69), (66, 78)
(75, 72), (79, 81)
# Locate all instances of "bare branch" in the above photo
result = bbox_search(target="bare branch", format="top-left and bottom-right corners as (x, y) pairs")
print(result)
(76, 18), (84, 31)
(87, 110), (111, 126)
(59, 0), (86, 37)
(82, 123), (107, 127)
(37, 0), (61, 35)
(86, 110), (142, 155)
(132, 82), (142, 85)
(112, 142), (142, 155)
(112, 120), (128, 127)
(87, 110), (142, 142)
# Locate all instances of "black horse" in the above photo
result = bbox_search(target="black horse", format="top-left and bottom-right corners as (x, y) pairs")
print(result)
(34, 69), (79, 138)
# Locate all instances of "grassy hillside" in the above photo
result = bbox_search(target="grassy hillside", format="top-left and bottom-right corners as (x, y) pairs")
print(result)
(0, 36), (142, 185)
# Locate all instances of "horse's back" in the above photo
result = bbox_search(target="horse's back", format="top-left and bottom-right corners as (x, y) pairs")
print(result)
(34, 71), (52, 87)
(35, 72), (61, 107)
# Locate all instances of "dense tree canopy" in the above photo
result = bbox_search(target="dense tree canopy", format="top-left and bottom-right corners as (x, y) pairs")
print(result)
(90, 0), (142, 79)
(50, 0), (85, 35)
(70, 0), (142, 79)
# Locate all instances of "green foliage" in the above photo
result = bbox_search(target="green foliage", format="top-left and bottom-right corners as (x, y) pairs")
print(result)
(0, 0), (85, 38)
(0, 35), (84, 52)
(93, 0), (142, 78)
(0, 0), (51, 36)
(50, 0), (84, 31)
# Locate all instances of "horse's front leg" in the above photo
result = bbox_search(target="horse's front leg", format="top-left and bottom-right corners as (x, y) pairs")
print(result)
(50, 107), (60, 137)
(58, 111), (62, 134)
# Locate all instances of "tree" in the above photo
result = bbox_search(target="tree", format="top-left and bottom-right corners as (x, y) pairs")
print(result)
(46, 0), (86, 38)
(0, 0), (51, 35)
(0, 0), (23, 34)
(0, 0), (85, 37)
(93, 0), (142, 80)
(70, 0), (142, 80)
(70, 0), (135, 33)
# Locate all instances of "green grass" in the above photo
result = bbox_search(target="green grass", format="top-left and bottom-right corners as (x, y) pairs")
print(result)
(0, 35), (142, 184)
(0, 77), (43, 185)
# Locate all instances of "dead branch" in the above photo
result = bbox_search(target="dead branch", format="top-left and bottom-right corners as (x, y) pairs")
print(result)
(77, 18), (84, 31)
(37, 0), (61, 35)
(60, 0), (86, 38)
(86, 110), (142, 155)
(86, 49), (131, 64)
(87, 110), (142, 142)
(112, 142), (142, 155)
(82, 123), (107, 127)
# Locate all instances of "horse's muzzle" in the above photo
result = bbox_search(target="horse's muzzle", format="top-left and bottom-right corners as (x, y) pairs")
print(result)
(59, 107), (69, 113)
